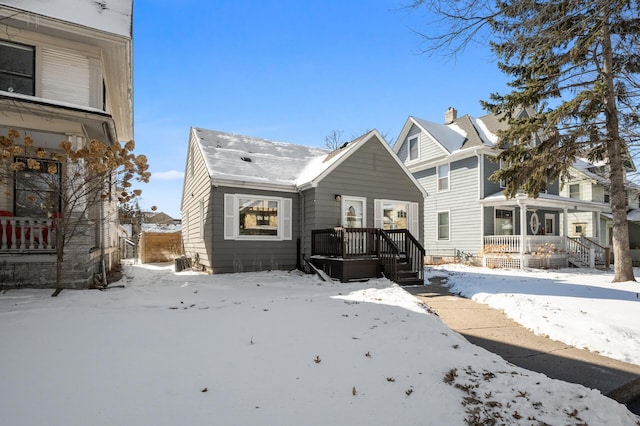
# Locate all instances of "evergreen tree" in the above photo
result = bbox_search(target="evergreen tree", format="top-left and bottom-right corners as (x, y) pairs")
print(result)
(412, 0), (640, 282)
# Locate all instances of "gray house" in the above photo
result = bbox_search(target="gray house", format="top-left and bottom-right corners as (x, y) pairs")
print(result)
(393, 107), (606, 269)
(181, 128), (426, 283)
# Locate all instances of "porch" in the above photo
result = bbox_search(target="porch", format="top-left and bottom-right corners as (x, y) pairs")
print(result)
(310, 227), (425, 285)
(483, 235), (610, 269)
(0, 216), (56, 252)
(480, 192), (609, 269)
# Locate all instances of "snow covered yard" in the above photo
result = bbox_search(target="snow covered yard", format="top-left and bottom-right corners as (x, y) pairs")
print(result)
(428, 264), (640, 366)
(0, 263), (638, 425)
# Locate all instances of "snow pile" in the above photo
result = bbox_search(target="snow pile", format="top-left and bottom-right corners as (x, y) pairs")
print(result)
(0, 263), (637, 425)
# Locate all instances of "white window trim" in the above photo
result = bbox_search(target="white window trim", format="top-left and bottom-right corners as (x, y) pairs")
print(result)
(374, 199), (419, 236)
(407, 136), (419, 163)
(437, 210), (450, 241)
(494, 208), (515, 235)
(224, 194), (292, 241)
(341, 195), (367, 228)
(544, 213), (555, 235)
(569, 183), (581, 200)
(437, 163), (450, 192)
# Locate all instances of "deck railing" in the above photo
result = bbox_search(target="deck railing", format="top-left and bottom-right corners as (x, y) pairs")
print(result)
(311, 227), (380, 257)
(311, 227), (425, 283)
(0, 217), (56, 251)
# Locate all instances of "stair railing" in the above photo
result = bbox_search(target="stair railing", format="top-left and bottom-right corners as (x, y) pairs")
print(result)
(384, 229), (425, 283)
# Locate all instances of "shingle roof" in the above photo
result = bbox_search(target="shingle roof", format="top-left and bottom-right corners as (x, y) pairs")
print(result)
(193, 128), (329, 190)
(412, 114), (495, 153)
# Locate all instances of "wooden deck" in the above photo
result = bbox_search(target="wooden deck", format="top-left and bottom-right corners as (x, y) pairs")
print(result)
(310, 228), (425, 285)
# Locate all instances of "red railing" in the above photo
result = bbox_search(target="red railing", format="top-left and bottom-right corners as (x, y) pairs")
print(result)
(0, 216), (56, 251)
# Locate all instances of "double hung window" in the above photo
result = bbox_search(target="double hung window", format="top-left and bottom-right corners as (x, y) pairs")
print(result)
(0, 40), (35, 96)
(437, 211), (449, 240)
(408, 137), (419, 162)
(437, 164), (449, 192)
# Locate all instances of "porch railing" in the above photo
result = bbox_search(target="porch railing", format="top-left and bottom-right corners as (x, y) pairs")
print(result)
(0, 217), (56, 251)
(483, 235), (521, 253)
(483, 235), (610, 269)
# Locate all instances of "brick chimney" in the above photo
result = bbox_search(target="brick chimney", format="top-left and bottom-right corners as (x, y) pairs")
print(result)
(445, 107), (457, 124)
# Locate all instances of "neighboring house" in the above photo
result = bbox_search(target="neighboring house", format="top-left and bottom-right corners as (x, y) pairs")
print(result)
(143, 211), (176, 225)
(181, 128), (426, 284)
(560, 159), (640, 254)
(393, 107), (605, 269)
(0, 1), (133, 287)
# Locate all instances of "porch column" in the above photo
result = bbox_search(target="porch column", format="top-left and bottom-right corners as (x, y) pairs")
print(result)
(595, 210), (601, 240)
(519, 203), (527, 269)
(563, 208), (568, 238)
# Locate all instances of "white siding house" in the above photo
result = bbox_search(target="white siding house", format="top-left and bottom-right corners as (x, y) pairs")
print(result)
(0, 1), (133, 288)
(394, 108), (606, 269)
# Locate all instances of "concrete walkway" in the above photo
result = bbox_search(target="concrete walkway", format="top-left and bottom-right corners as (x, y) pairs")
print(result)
(406, 276), (640, 408)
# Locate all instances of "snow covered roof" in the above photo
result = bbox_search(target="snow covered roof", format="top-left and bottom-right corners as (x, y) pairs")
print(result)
(406, 115), (495, 155)
(569, 159), (640, 192)
(141, 223), (181, 234)
(190, 128), (425, 196)
(0, 0), (133, 37)
(480, 191), (604, 211)
(192, 128), (330, 191)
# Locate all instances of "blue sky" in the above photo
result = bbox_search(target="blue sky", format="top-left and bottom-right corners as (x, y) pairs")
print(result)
(133, 0), (509, 218)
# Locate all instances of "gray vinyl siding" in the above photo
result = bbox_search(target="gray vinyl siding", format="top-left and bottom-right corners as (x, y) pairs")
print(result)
(484, 154), (561, 197)
(546, 179), (560, 195)
(421, 130), (448, 163)
(418, 155), (482, 256)
(302, 136), (424, 259)
(397, 124), (447, 164)
(396, 124), (422, 162)
(483, 155), (502, 197)
(181, 134), (214, 271)
(210, 187), (300, 274)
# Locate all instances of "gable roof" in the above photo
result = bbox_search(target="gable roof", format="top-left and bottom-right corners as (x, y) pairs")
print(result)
(394, 114), (496, 156)
(192, 128), (328, 191)
(189, 128), (427, 197)
(569, 159), (640, 192)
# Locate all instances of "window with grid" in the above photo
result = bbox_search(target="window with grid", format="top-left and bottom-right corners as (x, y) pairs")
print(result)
(0, 40), (35, 96)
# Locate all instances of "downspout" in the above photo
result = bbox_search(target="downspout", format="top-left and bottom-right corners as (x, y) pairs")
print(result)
(517, 198), (526, 269)
(100, 121), (117, 286)
(299, 189), (305, 271)
(476, 150), (484, 254)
